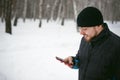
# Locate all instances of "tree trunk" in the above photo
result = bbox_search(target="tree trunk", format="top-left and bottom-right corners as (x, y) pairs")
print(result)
(13, 16), (18, 26)
(23, 0), (27, 22)
(39, 0), (43, 27)
(5, 0), (12, 34)
(57, 0), (62, 20)
(13, 0), (20, 26)
(1, 0), (5, 22)
(61, 0), (65, 26)
(31, 0), (37, 21)
(51, 0), (59, 20)
(46, 2), (50, 22)
(72, 0), (79, 32)
(72, 0), (77, 21)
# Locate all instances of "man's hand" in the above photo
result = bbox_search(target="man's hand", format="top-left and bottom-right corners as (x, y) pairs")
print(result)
(56, 56), (73, 68)
(63, 56), (73, 68)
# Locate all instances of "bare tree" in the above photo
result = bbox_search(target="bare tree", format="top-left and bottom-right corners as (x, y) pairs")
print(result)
(33, 2), (36, 21)
(1, 0), (5, 22)
(72, 0), (77, 21)
(39, 0), (43, 27)
(1, 0), (120, 31)
(23, 0), (27, 22)
(45, 0), (51, 22)
(13, 0), (20, 26)
(51, 0), (59, 20)
(57, 0), (62, 21)
(31, 0), (38, 21)
(5, 0), (12, 34)
(61, 0), (65, 25)
(72, 0), (79, 32)
(111, 0), (120, 23)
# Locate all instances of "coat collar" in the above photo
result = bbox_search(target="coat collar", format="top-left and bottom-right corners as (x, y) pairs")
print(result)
(90, 23), (110, 47)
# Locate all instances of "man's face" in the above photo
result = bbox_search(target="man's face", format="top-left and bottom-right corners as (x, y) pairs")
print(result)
(79, 27), (98, 42)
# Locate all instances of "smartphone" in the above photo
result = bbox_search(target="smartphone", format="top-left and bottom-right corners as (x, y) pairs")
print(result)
(55, 56), (73, 67)
(55, 56), (64, 62)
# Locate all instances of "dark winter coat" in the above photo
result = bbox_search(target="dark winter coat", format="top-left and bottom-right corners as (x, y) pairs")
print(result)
(74, 23), (120, 80)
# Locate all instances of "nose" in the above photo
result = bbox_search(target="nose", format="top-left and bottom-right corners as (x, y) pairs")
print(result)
(79, 29), (85, 35)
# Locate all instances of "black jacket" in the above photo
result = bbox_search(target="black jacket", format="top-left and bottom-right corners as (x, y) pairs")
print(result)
(75, 23), (120, 80)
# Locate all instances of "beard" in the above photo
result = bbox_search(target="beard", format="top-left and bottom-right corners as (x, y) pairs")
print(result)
(83, 35), (94, 42)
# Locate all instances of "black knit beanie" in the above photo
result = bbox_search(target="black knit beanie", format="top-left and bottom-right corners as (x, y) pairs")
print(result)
(77, 7), (103, 27)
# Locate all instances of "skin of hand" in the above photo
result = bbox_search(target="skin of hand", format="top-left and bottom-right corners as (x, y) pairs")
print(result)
(63, 56), (73, 68)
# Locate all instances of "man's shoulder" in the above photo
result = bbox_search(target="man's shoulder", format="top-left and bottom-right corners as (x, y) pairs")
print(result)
(109, 31), (120, 47)
(109, 31), (120, 42)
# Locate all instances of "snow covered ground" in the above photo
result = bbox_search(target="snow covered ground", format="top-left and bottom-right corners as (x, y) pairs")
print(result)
(0, 19), (120, 80)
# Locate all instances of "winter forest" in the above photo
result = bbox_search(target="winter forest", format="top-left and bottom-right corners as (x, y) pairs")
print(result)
(0, 0), (120, 34)
(0, 0), (120, 80)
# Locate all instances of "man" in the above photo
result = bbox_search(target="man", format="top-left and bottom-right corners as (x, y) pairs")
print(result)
(63, 7), (120, 80)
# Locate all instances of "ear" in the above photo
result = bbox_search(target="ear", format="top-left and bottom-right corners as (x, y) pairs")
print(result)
(95, 25), (102, 29)
(95, 25), (104, 33)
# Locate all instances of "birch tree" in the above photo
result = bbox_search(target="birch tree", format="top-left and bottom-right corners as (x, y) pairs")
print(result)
(111, 0), (120, 23)
(31, 0), (37, 21)
(39, 0), (43, 27)
(46, 0), (51, 22)
(51, 0), (59, 20)
(61, 0), (65, 25)
(72, 0), (77, 21)
(72, 0), (79, 32)
(23, 0), (27, 22)
(57, 0), (62, 20)
(13, 0), (20, 26)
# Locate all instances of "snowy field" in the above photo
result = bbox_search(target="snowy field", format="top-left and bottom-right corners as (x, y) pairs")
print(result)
(0, 19), (120, 80)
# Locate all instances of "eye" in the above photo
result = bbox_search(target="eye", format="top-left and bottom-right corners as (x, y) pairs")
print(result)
(79, 27), (88, 32)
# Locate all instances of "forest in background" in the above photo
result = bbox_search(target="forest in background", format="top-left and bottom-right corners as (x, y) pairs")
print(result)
(0, 0), (120, 34)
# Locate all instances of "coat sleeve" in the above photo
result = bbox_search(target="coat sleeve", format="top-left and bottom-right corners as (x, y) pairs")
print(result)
(72, 37), (84, 69)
